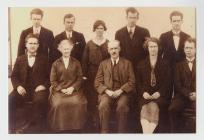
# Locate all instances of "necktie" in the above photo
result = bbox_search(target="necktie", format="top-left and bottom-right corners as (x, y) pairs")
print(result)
(129, 28), (133, 39)
(151, 66), (156, 87)
(113, 60), (117, 67)
(29, 54), (36, 58)
(187, 60), (193, 71)
(173, 33), (180, 37)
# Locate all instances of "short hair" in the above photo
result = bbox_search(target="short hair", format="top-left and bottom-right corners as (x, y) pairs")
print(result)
(184, 37), (196, 48)
(25, 33), (39, 43)
(143, 37), (162, 51)
(169, 10), (183, 21)
(126, 7), (139, 18)
(63, 13), (75, 22)
(58, 38), (74, 46)
(30, 8), (43, 18)
(93, 20), (107, 32)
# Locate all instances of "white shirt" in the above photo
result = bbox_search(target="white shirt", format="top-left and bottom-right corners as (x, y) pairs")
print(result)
(186, 57), (195, 71)
(63, 57), (70, 69)
(172, 30), (180, 51)
(66, 31), (72, 38)
(33, 26), (41, 34)
(27, 53), (36, 67)
(127, 26), (136, 34)
(111, 57), (119, 66)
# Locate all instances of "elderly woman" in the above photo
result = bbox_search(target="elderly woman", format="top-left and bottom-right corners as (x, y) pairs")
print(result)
(48, 38), (87, 132)
(82, 20), (109, 129)
(136, 37), (171, 133)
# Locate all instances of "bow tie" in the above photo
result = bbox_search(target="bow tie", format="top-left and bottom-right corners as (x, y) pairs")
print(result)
(173, 33), (180, 37)
(187, 60), (194, 63)
(29, 54), (36, 58)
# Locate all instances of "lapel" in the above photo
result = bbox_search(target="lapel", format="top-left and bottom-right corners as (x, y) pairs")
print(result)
(123, 27), (132, 49)
(144, 58), (152, 84)
(183, 59), (192, 77)
(169, 31), (177, 52)
(38, 26), (44, 40)
(178, 31), (185, 51)
(21, 55), (28, 82)
(32, 54), (41, 75)
(131, 26), (139, 47)
(191, 59), (196, 80)
(106, 59), (113, 77)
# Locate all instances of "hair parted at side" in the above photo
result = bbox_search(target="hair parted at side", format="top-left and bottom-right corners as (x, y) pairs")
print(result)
(126, 7), (139, 18)
(64, 13), (75, 22)
(169, 10), (183, 21)
(143, 37), (162, 51)
(25, 33), (39, 43)
(30, 8), (44, 17)
(93, 20), (107, 32)
(185, 37), (196, 48)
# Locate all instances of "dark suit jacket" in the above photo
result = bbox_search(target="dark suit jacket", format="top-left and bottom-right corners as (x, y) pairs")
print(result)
(94, 57), (135, 95)
(11, 54), (50, 91)
(174, 59), (196, 100)
(52, 31), (86, 64)
(159, 31), (190, 65)
(136, 57), (171, 107)
(17, 26), (54, 62)
(115, 26), (150, 67)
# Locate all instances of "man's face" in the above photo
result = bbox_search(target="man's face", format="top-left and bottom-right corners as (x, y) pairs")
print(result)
(184, 41), (196, 59)
(126, 12), (138, 27)
(108, 42), (120, 59)
(25, 38), (39, 54)
(64, 17), (75, 32)
(59, 40), (73, 57)
(148, 41), (159, 57)
(171, 15), (183, 31)
(31, 14), (42, 28)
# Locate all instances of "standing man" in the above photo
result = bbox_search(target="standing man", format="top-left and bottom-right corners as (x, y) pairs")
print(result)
(169, 38), (196, 133)
(159, 11), (190, 132)
(17, 8), (54, 64)
(52, 13), (86, 64)
(115, 7), (150, 69)
(115, 7), (150, 132)
(9, 33), (49, 133)
(94, 40), (135, 133)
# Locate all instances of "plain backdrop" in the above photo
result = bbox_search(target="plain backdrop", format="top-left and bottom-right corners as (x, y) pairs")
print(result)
(9, 7), (195, 66)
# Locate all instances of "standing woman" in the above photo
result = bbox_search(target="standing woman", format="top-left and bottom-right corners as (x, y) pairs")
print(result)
(82, 20), (109, 129)
(136, 37), (171, 133)
(48, 38), (87, 133)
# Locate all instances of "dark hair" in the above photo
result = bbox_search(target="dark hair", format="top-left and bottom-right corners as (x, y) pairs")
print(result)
(169, 10), (183, 21)
(93, 20), (107, 32)
(126, 7), (139, 18)
(184, 37), (196, 48)
(63, 13), (75, 22)
(25, 33), (39, 43)
(30, 8), (43, 18)
(143, 37), (162, 51)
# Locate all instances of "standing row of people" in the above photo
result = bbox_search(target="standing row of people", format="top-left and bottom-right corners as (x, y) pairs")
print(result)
(9, 7), (196, 133)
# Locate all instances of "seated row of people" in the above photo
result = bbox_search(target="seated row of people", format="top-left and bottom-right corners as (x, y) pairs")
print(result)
(9, 32), (196, 133)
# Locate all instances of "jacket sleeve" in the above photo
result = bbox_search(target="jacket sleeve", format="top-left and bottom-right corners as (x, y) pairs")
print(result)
(81, 44), (89, 77)
(174, 63), (191, 98)
(71, 62), (83, 91)
(11, 58), (23, 89)
(50, 62), (61, 91)
(120, 61), (136, 93)
(78, 34), (86, 62)
(94, 62), (108, 94)
(17, 31), (26, 56)
(136, 64), (145, 96)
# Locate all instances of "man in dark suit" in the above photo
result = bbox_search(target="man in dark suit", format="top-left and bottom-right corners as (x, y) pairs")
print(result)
(52, 13), (86, 64)
(9, 33), (49, 133)
(159, 11), (191, 132)
(115, 7), (150, 132)
(17, 8), (54, 64)
(169, 37), (196, 133)
(160, 11), (190, 66)
(115, 7), (150, 69)
(94, 40), (135, 133)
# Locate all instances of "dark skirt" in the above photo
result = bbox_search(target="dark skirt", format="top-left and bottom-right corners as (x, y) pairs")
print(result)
(48, 91), (87, 131)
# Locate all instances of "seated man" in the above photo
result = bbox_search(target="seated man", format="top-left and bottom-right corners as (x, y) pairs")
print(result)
(9, 33), (49, 133)
(169, 37), (196, 133)
(94, 40), (135, 133)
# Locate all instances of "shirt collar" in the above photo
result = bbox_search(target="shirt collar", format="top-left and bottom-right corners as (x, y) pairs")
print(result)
(33, 26), (41, 31)
(27, 52), (37, 58)
(186, 57), (195, 62)
(172, 30), (181, 36)
(127, 26), (136, 33)
(66, 31), (73, 38)
(111, 57), (119, 65)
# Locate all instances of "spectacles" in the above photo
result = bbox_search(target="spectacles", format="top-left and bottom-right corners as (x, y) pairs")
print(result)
(28, 42), (39, 45)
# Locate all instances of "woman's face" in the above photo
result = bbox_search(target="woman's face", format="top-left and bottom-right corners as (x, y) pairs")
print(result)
(95, 25), (105, 37)
(148, 41), (159, 57)
(59, 40), (73, 57)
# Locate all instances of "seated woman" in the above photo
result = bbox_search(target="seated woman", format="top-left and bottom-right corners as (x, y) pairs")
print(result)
(136, 37), (171, 133)
(48, 38), (87, 133)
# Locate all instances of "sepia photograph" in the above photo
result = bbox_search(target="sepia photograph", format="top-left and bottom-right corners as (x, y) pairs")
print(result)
(7, 6), (196, 134)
